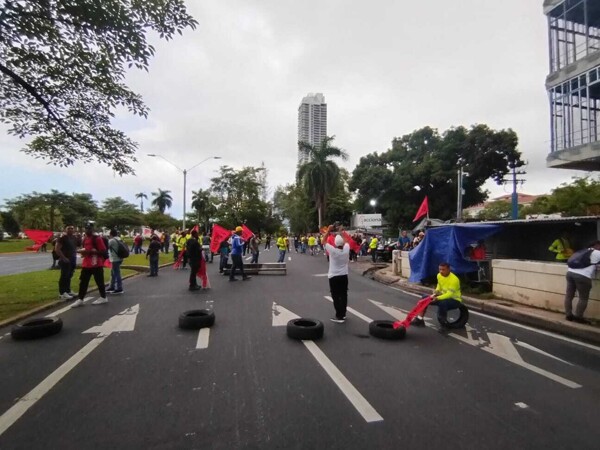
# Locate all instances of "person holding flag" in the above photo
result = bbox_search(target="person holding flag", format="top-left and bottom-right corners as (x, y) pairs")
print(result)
(323, 225), (351, 323)
(186, 229), (202, 290)
(230, 226), (251, 281)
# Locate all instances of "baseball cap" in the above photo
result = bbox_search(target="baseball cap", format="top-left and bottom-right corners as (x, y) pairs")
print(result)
(235, 226), (243, 232)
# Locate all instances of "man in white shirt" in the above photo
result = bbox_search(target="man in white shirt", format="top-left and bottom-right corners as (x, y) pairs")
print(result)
(324, 231), (350, 323)
(565, 240), (600, 325)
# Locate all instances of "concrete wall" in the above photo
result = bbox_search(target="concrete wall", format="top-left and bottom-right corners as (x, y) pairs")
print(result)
(492, 259), (600, 319)
(401, 251), (411, 279)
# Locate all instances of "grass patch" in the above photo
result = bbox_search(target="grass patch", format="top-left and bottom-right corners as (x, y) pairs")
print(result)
(0, 239), (35, 254)
(122, 252), (173, 267)
(0, 267), (136, 322)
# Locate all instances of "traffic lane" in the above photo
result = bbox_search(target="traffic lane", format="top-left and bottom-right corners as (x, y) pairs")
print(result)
(0, 268), (392, 449)
(0, 252), (56, 275)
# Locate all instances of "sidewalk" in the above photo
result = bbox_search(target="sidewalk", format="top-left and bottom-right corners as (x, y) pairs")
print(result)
(351, 260), (600, 346)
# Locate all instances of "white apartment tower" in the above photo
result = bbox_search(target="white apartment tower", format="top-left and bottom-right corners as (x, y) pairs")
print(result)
(297, 93), (327, 165)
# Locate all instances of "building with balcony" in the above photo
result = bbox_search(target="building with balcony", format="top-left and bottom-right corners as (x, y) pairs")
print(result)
(545, 0), (600, 171)
(297, 93), (327, 165)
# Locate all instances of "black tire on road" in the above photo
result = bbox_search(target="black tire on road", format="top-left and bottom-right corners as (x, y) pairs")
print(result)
(179, 310), (215, 330)
(439, 304), (469, 329)
(369, 320), (406, 340)
(11, 317), (63, 340)
(286, 318), (324, 340)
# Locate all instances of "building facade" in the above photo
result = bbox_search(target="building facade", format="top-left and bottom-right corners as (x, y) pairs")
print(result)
(545, 0), (600, 171)
(297, 93), (327, 165)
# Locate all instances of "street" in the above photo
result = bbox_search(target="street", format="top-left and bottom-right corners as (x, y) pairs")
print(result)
(0, 250), (598, 449)
(0, 252), (59, 276)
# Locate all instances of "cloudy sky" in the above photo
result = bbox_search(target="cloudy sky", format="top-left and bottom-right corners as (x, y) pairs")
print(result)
(0, 0), (589, 218)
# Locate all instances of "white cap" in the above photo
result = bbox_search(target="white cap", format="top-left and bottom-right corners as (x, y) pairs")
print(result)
(335, 235), (344, 247)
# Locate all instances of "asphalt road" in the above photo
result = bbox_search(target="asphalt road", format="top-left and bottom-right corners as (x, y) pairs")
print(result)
(0, 249), (598, 449)
(0, 252), (60, 275)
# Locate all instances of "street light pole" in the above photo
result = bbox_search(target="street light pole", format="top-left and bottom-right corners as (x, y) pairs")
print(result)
(147, 154), (221, 230)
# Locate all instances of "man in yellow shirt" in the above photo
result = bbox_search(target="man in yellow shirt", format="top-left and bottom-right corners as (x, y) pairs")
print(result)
(308, 235), (317, 255)
(412, 262), (462, 326)
(369, 236), (378, 262)
(177, 230), (189, 269)
(548, 232), (573, 262)
(276, 234), (287, 263)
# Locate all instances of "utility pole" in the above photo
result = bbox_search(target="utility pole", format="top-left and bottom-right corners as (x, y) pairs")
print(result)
(456, 166), (469, 222)
(500, 164), (527, 220)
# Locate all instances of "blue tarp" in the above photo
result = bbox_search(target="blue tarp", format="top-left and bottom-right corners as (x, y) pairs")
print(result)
(408, 224), (501, 282)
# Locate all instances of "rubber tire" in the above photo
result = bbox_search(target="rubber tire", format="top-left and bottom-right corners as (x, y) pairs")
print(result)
(439, 304), (469, 329)
(369, 320), (406, 340)
(179, 310), (215, 330)
(286, 318), (324, 340)
(11, 317), (63, 340)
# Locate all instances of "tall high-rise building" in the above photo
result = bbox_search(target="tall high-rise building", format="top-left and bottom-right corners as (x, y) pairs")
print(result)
(545, 0), (600, 170)
(297, 93), (327, 165)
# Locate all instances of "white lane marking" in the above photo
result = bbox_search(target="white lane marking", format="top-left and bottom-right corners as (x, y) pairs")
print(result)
(515, 341), (574, 366)
(313, 273), (329, 277)
(46, 297), (95, 317)
(302, 340), (383, 423)
(388, 286), (600, 352)
(288, 256), (292, 261)
(272, 302), (300, 326)
(324, 296), (373, 323)
(484, 333), (581, 389)
(370, 297), (583, 389)
(273, 303), (382, 422)
(0, 305), (140, 436)
(244, 256), (252, 261)
(196, 328), (210, 349)
(514, 402), (529, 409)
(0, 336), (106, 436)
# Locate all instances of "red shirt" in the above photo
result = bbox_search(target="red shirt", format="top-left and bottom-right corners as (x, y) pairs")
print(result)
(81, 235), (106, 268)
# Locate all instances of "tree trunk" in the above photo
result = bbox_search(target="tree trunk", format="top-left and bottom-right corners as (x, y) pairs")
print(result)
(317, 204), (322, 229)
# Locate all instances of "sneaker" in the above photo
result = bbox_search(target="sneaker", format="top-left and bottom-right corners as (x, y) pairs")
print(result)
(330, 317), (345, 323)
(106, 288), (115, 294)
(189, 286), (201, 291)
(70, 299), (84, 308)
(242, 276), (252, 281)
(111, 289), (124, 295)
(91, 297), (108, 305)
(60, 293), (73, 301)
(66, 291), (77, 298)
(411, 317), (425, 327)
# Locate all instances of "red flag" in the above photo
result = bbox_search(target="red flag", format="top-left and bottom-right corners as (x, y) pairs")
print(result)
(23, 229), (53, 251)
(197, 255), (211, 289)
(241, 224), (254, 241)
(393, 296), (434, 329)
(190, 224), (200, 234)
(342, 231), (361, 253)
(412, 196), (429, 222)
(210, 224), (231, 254)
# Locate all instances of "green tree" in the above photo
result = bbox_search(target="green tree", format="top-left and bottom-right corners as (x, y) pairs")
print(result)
(0, 1), (197, 174)
(210, 166), (276, 232)
(96, 197), (141, 230)
(151, 189), (173, 214)
(4, 190), (72, 230)
(191, 189), (216, 233)
(144, 210), (179, 231)
(349, 125), (524, 228)
(545, 177), (600, 216)
(324, 169), (354, 226)
(273, 184), (316, 233)
(0, 211), (20, 236)
(297, 136), (349, 228)
(135, 192), (148, 212)
(476, 201), (513, 221)
(60, 193), (98, 227)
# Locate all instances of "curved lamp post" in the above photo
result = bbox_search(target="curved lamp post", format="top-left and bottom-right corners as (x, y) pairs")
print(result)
(147, 154), (221, 230)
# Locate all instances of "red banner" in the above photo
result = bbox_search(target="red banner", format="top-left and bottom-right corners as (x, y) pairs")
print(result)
(23, 229), (54, 251)
(210, 224), (231, 254)
(241, 224), (254, 241)
(393, 296), (433, 329)
(412, 196), (429, 222)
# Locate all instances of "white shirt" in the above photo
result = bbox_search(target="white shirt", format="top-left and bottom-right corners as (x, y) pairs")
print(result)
(567, 249), (600, 279)
(325, 243), (350, 278)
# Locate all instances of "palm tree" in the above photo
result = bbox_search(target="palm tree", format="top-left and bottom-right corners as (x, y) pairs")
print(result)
(151, 189), (173, 214)
(297, 136), (348, 228)
(135, 192), (147, 212)
(191, 189), (216, 232)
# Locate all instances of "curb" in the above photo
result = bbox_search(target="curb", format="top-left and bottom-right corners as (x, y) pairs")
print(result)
(368, 268), (600, 346)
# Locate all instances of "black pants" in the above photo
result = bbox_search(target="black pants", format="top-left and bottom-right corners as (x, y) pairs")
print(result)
(182, 250), (188, 268)
(58, 258), (76, 294)
(78, 267), (106, 300)
(329, 275), (348, 319)
(189, 261), (199, 286)
(173, 245), (179, 261)
(230, 254), (246, 279)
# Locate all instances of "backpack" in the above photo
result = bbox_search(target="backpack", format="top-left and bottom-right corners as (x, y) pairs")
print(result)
(567, 248), (593, 269)
(116, 239), (130, 259)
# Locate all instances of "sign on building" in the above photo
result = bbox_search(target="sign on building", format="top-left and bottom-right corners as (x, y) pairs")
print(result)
(352, 214), (382, 228)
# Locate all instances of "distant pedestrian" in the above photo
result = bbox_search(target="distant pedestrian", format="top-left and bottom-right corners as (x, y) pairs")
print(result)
(163, 232), (170, 254)
(171, 230), (179, 261)
(178, 230), (189, 269)
(265, 234), (271, 251)
(71, 222), (108, 307)
(250, 234), (261, 264)
(369, 236), (378, 262)
(564, 240), (600, 324)
(54, 225), (78, 300)
(107, 229), (124, 294)
(187, 230), (202, 290)
(549, 232), (574, 262)
(230, 226), (251, 281)
(276, 234), (287, 263)
(133, 234), (143, 254)
(324, 230), (350, 323)
(219, 237), (231, 274)
(202, 234), (213, 263)
(146, 235), (162, 277)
